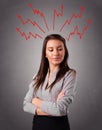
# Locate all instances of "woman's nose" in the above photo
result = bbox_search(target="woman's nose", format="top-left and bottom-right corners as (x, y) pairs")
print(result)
(53, 49), (59, 55)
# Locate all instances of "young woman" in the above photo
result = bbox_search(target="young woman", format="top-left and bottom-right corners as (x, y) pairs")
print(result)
(23, 34), (77, 130)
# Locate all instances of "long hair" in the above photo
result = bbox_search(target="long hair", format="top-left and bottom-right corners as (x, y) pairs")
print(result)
(33, 34), (71, 92)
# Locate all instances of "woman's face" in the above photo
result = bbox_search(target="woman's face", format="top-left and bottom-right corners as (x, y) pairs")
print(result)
(46, 39), (65, 67)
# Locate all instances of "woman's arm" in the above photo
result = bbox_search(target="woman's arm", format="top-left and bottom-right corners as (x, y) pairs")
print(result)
(23, 81), (37, 115)
(32, 70), (77, 116)
(32, 91), (64, 115)
(23, 79), (50, 115)
(32, 91), (65, 108)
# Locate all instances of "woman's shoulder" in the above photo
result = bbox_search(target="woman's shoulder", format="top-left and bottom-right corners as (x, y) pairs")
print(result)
(28, 73), (37, 88)
(64, 68), (76, 78)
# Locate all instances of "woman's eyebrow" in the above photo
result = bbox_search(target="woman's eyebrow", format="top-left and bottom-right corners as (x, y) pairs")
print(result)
(47, 47), (53, 49)
(57, 45), (63, 48)
(47, 45), (63, 48)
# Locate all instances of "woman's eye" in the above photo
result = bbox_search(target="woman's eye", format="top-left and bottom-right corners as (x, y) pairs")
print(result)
(58, 48), (63, 51)
(48, 49), (53, 52)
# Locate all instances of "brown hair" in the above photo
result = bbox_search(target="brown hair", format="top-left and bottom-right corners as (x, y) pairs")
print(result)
(33, 34), (71, 92)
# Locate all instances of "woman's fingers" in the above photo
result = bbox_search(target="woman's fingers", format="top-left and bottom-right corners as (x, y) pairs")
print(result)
(57, 91), (64, 101)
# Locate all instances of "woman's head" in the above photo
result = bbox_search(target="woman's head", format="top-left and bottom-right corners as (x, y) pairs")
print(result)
(42, 34), (69, 69)
(34, 34), (70, 92)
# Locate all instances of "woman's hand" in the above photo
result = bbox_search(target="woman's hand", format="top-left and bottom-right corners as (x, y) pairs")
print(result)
(32, 98), (49, 115)
(32, 97), (42, 108)
(36, 108), (49, 115)
(57, 91), (65, 101)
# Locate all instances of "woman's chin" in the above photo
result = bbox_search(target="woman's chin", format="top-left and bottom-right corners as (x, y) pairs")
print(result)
(52, 61), (62, 66)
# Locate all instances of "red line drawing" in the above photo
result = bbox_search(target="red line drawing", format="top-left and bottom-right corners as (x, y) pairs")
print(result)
(16, 27), (43, 40)
(16, 3), (92, 41)
(28, 3), (49, 31)
(53, 4), (64, 30)
(17, 14), (45, 33)
(60, 6), (84, 32)
(66, 18), (91, 41)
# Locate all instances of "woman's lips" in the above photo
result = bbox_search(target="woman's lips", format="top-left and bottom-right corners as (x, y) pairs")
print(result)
(52, 57), (61, 60)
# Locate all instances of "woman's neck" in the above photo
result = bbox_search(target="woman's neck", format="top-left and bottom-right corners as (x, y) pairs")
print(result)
(49, 65), (59, 74)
